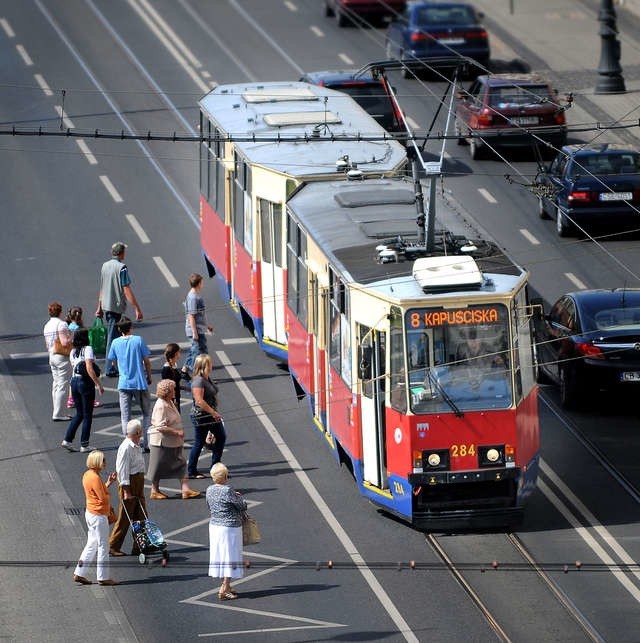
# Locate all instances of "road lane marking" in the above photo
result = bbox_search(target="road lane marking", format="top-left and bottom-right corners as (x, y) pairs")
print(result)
(99, 175), (123, 203)
(125, 213), (150, 243)
(34, 73), (53, 96)
(153, 256), (180, 287)
(221, 337), (257, 345)
(0, 17), (15, 37)
(284, 0), (297, 11)
(310, 25), (324, 37)
(126, 0), (208, 92)
(16, 44), (33, 66)
(338, 52), (354, 66)
(519, 228), (540, 245)
(565, 272), (586, 289)
(216, 350), (419, 643)
(76, 138), (97, 165)
(406, 116), (420, 129)
(478, 187), (497, 204)
(54, 105), (75, 129)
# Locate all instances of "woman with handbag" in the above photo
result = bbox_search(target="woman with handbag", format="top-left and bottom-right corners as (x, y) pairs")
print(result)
(61, 329), (104, 452)
(73, 450), (119, 586)
(188, 354), (226, 479)
(207, 462), (246, 600)
(147, 379), (201, 499)
(43, 301), (73, 422)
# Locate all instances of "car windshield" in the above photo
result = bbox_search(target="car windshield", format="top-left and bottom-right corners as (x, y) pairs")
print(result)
(417, 6), (475, 25)
(568, 153), (640, 177)
(488, 84), (551, 108)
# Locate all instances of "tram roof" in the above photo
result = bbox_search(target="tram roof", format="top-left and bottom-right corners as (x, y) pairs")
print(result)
(287, 178), (527, 300)
(198, 82), (406, 177)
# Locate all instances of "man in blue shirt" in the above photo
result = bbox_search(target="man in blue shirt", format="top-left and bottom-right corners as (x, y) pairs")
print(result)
(96, 242), (143, 377)
(108, 317), (152, 447)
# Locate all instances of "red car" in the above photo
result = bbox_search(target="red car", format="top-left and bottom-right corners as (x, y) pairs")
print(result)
(325, 0), (406, 27)
(455, 73), (567, 160)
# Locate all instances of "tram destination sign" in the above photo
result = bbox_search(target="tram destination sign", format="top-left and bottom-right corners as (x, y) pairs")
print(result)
(407, 306), (504, 329)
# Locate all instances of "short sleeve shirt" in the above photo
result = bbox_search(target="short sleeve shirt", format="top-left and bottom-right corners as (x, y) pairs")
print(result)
(108, 334), (151, 390)
(184, 291), (207, 337)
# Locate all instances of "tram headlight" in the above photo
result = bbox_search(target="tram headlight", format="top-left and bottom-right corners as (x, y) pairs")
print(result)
(427, 453), (441, 467)
(478, 445), (504, 467)
(423, 449), (449, 471)
(486, 448), (500, 463)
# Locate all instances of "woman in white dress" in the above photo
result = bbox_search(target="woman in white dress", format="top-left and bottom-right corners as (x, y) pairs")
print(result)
(206, 462), (246, 600)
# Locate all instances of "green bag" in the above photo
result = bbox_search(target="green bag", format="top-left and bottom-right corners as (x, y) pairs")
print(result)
(88, 316), (107, 355)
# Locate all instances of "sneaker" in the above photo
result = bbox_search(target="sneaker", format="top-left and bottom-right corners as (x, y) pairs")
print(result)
(66, 397), (75, 408)
(52, 416), (72, 422)
(61, 440), (76, 452)
(80, 446), (95, 453)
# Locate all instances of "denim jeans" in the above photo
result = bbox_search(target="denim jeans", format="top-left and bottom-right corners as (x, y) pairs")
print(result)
(188, 418), (226, 476)
(184, 335), (208, 373)
(103, 311), (122, 375)
(65, 377), (96, 447)
(118, 389), (151, 439)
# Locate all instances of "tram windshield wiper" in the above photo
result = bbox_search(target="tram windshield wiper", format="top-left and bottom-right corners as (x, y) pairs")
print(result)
(425, 370), (464, 418)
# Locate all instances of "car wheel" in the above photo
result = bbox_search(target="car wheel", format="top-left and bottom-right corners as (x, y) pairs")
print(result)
(454, 119), (466, 145)
(559, 366), (579, 409)
(538, 196), (550, 219)
(556, 204), (571, 237)
(324, 1), (334, 17)
(469, 136), (484, 160)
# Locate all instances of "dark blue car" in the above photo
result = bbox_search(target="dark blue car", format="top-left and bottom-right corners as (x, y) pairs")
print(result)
(385, 2), (490, 78)
(536, 144), (640, 237)
(533, 289), (640, 408)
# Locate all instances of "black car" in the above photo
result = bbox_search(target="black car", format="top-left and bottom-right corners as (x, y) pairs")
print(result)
(536, 144), (640, 237)
(533, 289), (640, 408)
(299, 69), (404, 137)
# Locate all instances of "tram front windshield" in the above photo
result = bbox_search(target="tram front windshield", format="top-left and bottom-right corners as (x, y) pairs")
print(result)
(405, 305), (512, 413)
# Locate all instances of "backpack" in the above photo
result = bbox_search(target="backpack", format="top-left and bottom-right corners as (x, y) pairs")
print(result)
(73, 348), (101, 380)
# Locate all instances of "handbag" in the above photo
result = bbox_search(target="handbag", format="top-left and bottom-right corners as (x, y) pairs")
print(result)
(53, 337), (72, 356)
(107, 506), (117, 525)
(88, 316), (107, 355)
(73, 348), (101, 380)
(242, 512), (261, 546)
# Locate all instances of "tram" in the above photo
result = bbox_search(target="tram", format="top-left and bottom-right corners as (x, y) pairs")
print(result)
(197, 82), (539, 529)
(198, 81), (406, 358)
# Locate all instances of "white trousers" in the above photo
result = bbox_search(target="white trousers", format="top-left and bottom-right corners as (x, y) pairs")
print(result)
(74, 511), (110, 581)
(49, 353), (71, 418)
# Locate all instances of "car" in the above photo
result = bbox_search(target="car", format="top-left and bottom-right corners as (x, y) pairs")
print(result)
(455, 73), (567, 160)
(532, 289), (640, 408)
(536, 143), (640, 237)
(324, 0), (406, 27)
(385, 2), (489, 79)
(299, 69), (404, 137)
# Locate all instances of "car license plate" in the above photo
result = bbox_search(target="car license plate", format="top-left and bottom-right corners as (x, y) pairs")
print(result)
(599, 191), (633, 201)
(509, 116), (538, 126)
(437, 38), (465, 45)
(621, 371), (640, 381)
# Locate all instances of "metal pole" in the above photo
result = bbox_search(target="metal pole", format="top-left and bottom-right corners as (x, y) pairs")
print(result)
(595, 0), (626, 94)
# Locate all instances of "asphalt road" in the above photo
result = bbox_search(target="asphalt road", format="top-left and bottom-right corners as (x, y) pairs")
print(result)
(1, 1), (640, 641)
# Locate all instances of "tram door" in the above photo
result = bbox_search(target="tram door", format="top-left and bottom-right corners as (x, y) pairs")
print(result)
(259, 201), (286, 344)
(359, 325), (387, 488)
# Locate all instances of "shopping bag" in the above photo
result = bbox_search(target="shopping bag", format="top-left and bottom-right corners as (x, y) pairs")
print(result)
(242, 512), (261, 545)
(88, 316), (107, 355)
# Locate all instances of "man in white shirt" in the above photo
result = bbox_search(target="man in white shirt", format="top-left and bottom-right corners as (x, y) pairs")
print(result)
(109, 419), (148, 557)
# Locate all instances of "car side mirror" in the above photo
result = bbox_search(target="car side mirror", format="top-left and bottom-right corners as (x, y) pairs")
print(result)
(477, 11), (485, 20)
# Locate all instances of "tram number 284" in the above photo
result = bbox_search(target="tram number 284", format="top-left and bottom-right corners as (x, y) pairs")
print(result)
(451, 444), (476, 457)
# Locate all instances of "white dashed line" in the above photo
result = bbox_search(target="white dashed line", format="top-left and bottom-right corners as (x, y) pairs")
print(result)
(310, 25), (324, 37)
(200, 70), (211, 79)
(34, 73), (53, 96)
(338, 52), (354, 66)
(54, 105), (75, 129)
(99, 175), (123, 203)
(221, 337), (258, 345)
(284, 0), (298, 11)
(0, 18), (15, 37)
(76, 139), (97, 165)
(478, 187), (497, 204)
(565, 272), (587, 290)
(519, 228), (540, 245)
(16, 44), (33, 66)
(153, 256), (179, 288)
(406, 116), (420, 130)
(125, 213), (151, 244)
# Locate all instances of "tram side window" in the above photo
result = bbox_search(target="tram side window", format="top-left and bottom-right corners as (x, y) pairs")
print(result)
(199, 113), (210, 202)
(389, 309), (407, 413)
(286, 217), (308, 328)
(329, 269), (351, 385)
(232, 153), (251, 249)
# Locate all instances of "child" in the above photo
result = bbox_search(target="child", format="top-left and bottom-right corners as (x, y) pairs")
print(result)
(162, 343), (183, 410)
(66, 307), (84, 408)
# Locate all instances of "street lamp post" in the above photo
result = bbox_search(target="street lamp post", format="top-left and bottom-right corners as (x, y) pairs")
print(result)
(595, 0), (626, 94)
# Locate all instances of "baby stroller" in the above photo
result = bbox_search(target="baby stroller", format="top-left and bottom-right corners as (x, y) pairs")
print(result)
(122, 497), (169, 566)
